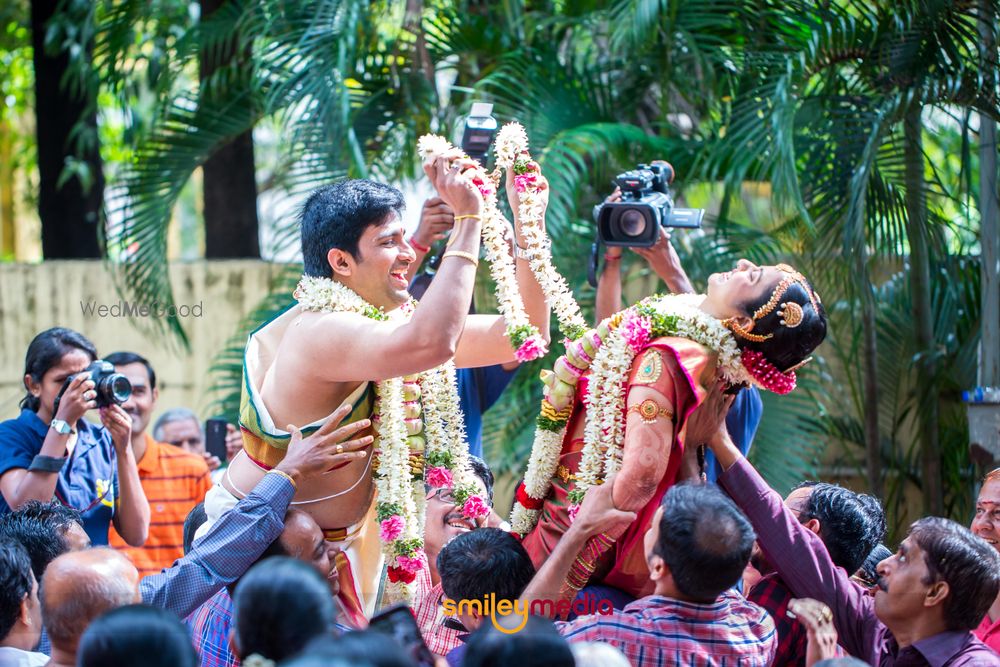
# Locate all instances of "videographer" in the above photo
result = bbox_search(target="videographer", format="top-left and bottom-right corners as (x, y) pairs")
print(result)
(595, 189), (762, 484)
(0, 328), (150, 547)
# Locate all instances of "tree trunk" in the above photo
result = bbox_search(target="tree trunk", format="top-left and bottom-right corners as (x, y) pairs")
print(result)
(0, 114), (15, 259)
(860, 265), (883, 499)
(30, 0), (103, 259)
(979, 1), (1000, 392)
(199, 0), (260, 259)
(904, 106), (942, 514)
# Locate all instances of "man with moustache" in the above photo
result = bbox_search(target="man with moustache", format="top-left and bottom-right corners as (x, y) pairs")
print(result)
(105, 352), (212, 578)
(412, 456), (495, 656)
(972, 468), (1000, 653)
(186, 507), (345, 667)
(696, 386), (1000, 665)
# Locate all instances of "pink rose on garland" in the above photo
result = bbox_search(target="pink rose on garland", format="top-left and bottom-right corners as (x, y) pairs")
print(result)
(621, 314), (652, 353)
(396, 551), (425, 575)
(425, 466), (453, 489)
(514, 172), (538, 193)
(515, 335), (546, 362)
(379, 515), (404, 542)
(471, 174), (495, 199)
(462, 495), (490, 520)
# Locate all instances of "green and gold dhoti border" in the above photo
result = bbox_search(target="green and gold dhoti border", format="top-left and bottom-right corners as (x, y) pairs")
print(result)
(224, 304), (384, 622)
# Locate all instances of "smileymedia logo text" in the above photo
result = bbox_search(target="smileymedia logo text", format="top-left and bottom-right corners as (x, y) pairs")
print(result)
(80, 300), (204, 318)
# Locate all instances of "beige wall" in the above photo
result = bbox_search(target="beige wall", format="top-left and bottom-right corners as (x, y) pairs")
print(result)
(0, 260), (284, 426)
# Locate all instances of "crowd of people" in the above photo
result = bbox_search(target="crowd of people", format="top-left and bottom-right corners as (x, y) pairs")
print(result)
(1, 148), (999, 667)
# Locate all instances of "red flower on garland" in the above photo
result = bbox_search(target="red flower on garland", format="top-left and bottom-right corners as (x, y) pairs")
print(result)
(387, 565), (417, 585)
(516, 483), (544, 510)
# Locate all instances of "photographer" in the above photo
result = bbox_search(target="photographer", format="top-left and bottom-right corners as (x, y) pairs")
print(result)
(0, 328), (150, 547)
(595, 187), (762, 484)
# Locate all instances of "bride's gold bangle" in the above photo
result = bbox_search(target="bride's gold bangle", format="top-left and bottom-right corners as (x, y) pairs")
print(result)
(453, 214), (481, 223)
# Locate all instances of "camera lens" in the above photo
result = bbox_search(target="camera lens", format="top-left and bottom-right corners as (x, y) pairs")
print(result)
(102, 374), (133, 405)
(619, 209), (648, 237)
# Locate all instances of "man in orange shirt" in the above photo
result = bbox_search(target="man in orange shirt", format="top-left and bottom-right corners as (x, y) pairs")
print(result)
(106, 352), (211, 577)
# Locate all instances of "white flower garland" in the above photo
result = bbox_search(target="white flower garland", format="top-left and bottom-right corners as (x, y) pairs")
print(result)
(417, 134), (547, 361)
(293, 276), (487, 603)
(510, 294), (752, 534)
(493, 122), (587, 341)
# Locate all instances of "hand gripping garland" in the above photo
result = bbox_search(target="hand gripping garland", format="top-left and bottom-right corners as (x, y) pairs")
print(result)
(417, 132), (557, 361)
(293, 279), (489, 603)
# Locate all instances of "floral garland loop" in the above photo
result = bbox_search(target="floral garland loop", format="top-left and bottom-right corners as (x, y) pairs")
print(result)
(294, 276), (488, 603)
(510, 294), (753, 536)
(417, 134), (547, 361)
(492, 122), (588, 342)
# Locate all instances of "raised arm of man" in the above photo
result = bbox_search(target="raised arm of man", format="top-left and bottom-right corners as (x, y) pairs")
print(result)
(299, 156), (490, 382)
(453, 160), (551, 369)
(695, 389), (880, 662)
(518, 478), (636, 611)
(140, 405), (371, 619)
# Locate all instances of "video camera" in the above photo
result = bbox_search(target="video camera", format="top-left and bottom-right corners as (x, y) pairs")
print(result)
(592, 161), (704, 248)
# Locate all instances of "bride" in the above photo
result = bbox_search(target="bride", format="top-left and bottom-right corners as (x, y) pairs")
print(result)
(514, 260), (827, 600)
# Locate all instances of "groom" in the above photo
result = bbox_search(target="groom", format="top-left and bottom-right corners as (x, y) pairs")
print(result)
(205, 158), (550, 622)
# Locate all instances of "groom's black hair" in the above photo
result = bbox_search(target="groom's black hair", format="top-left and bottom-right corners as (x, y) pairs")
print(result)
(301, 180), (405, 276)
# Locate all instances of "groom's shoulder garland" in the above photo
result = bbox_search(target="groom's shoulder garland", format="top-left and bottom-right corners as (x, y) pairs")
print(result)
(510, 293), (757, 536)
(293, 276), (488, 603)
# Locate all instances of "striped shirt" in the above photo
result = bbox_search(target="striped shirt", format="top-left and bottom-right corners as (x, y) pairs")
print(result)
(557, 589), (777, 667)
(110, 434), (212, 577)
(412, 565), (464, 656)
(188, 588), (238, 667)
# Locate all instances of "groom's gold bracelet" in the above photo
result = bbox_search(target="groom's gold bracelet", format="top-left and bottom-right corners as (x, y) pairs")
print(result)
(442, 250), (479, 267)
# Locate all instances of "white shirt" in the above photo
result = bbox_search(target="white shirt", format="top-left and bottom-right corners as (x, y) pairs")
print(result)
(0, 647), (48, 667)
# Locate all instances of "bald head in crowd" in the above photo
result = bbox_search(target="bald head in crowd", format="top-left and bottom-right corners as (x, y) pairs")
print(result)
(41, 548), (140, 666)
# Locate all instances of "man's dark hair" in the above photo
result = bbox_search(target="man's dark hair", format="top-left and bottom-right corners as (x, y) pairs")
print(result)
(0, 501), (83, 579)
(77, 604), (197, 667)
(233, 557), (337, 662)
(288, 632), (411, 667)
(468, 455), (495, 505)
(855, 543), (892, 587)
(437, 528), (535, 604)
(800, 483), (884, 573)
(857, 492), (887, 550)
(300, 180), (405, 276)
(182, 503), (207, 555)
(910, 517), (1000, 631)
(0, 538), (34, 640)
(654, 482), (755, 602)
(21, 327), (98, 411)
(463, 615), (574, 667)
(104, 351), (157, 390)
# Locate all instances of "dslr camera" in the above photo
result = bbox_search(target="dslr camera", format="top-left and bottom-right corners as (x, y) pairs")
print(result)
(593, 161), (704, 248)
(460, 102), (498, 165)
(54, 360), (132, 412)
